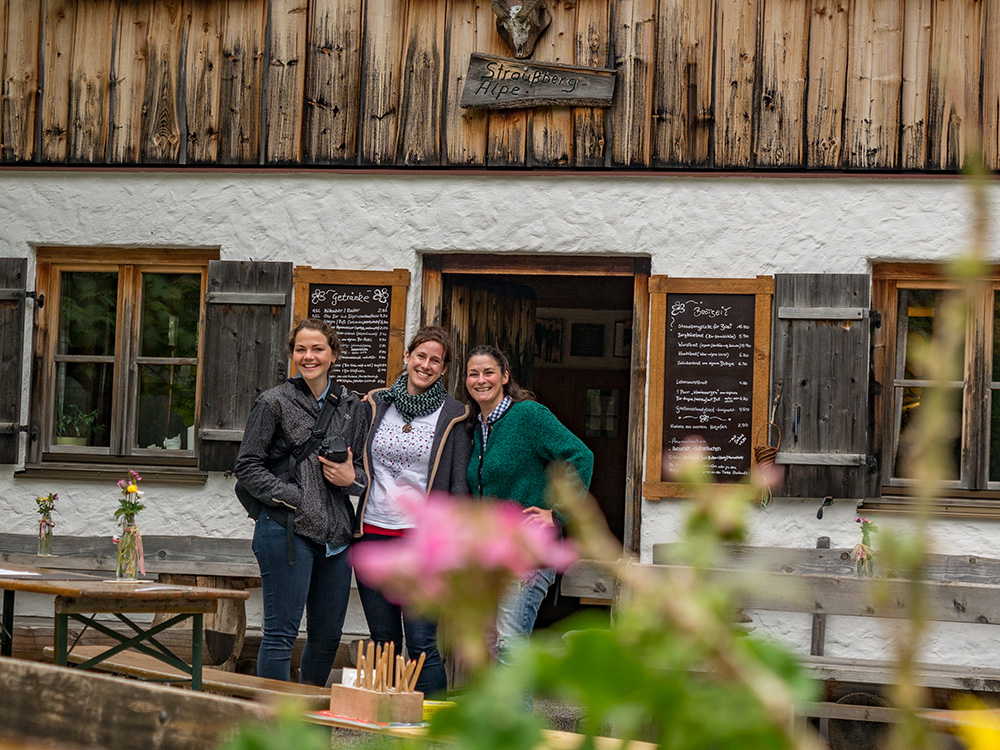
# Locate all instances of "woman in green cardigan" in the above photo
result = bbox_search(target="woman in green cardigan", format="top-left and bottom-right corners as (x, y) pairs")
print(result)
(465, 344), (594, 664)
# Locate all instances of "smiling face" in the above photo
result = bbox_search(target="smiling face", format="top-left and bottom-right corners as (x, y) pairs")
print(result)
(404, 341), (448, 395)
(465, 354), (509, 415)
(292, 328), (336, 395)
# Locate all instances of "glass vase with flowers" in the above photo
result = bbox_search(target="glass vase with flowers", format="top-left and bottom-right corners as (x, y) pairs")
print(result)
(114, 470), (146, 581)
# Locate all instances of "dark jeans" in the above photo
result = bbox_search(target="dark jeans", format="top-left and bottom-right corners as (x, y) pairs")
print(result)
(252, 510), (352, 685)
(354, 532), (447, 697)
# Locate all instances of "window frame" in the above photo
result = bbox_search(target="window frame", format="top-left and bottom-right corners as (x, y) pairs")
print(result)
(873, 263), (999, 500)
(30, 248), (216, 472)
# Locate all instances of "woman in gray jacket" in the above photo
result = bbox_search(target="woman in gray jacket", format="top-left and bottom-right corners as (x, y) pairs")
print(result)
(235, 318), (368, 685)
(354, 326), (472, 697)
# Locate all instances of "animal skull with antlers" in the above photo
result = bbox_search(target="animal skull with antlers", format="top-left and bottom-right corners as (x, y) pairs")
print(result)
(491, 0), (551, 59)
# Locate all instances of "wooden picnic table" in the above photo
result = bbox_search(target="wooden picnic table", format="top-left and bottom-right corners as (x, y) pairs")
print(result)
(0, 563), (248, 690)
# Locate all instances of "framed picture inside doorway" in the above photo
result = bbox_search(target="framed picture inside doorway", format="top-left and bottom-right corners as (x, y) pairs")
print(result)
(614, 319), (632, 358)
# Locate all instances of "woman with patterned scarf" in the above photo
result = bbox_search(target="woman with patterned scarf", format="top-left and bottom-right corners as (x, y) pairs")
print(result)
(353, 326), (472, 697)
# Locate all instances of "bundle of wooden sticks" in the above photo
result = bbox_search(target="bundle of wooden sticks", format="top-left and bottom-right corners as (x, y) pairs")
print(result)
(355, 639), (426, 694)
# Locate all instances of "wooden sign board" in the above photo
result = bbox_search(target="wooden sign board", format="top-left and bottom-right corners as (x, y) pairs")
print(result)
(293, 268), (410, 396)
(460, 53), (616, 109)
(644, 277), (773, 499)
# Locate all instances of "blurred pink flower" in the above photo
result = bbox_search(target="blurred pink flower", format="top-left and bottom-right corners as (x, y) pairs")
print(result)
(352, 492), (577, 611)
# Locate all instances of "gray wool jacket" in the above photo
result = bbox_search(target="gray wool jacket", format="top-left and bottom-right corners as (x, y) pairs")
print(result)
(235, 377), (368, 547)
(355, 390), (472, 537)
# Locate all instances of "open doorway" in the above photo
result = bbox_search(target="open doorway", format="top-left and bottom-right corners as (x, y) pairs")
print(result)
(442, 272), (633, 542)
(421, 254), (650, 555)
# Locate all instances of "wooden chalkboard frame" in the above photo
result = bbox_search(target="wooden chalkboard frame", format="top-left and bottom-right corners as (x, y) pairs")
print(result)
(644, 276), (774, 499)
(292, 267), (410, 392)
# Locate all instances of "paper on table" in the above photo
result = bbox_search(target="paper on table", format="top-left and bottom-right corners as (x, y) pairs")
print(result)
(0, 568), (41, 576)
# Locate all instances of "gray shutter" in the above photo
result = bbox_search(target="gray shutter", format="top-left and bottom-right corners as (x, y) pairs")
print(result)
(0, 259), (28, 464)
(770, 274), (878, 499)
(198, 261), (293, 472)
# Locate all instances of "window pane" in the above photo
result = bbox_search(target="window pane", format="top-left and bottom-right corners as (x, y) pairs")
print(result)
(893, 385), (961, 480)
(136, 364), (197, 450)
(53, 362), (113, 447)
(140, 273), (201, 358)
(58, 272), (117, 356)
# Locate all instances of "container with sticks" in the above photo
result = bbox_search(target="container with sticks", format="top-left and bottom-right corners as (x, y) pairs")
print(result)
(328, 640), (425, 724)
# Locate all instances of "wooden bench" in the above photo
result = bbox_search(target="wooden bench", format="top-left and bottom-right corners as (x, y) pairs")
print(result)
(0, 656), (267, 750)
(48, 644), (332, 709)
(0, 532), (257, 669)
(560, 541), (1000, 732)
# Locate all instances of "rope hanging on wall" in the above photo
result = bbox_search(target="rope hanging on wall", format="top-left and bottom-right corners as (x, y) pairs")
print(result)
(753, 382), (782, 508)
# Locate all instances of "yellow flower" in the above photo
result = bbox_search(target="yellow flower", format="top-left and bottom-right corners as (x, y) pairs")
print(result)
(952, 697), (1000, 750)
(126, 484), (138, 494)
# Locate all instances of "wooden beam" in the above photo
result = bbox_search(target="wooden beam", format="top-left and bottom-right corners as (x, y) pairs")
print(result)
(624, 258), (649, 555)
(0, 657), (267, 750)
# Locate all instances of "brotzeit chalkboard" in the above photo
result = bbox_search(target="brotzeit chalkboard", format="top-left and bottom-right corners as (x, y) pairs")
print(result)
(662, 294), (755, 481)
(644, 277), (773, 499)
(292, 268), (410, 396)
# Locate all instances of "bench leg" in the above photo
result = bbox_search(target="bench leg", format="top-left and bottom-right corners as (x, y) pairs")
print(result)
(55, 613), (68, 666)
(191, 613), (203, 691)
(1, 589), (14, 657)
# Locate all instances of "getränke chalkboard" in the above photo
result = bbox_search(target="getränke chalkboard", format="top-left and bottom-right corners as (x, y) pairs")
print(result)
(308, 283), (393, 395)
(661, 294), (755, 482)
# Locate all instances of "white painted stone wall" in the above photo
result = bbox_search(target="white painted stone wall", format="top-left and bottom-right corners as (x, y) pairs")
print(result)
(2, 171), (999, 658)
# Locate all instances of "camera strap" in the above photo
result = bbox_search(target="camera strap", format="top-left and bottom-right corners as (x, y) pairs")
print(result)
(285, 381), (342, 477)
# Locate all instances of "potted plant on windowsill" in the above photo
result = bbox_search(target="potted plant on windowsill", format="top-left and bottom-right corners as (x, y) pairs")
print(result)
(54, 404), (99, 446)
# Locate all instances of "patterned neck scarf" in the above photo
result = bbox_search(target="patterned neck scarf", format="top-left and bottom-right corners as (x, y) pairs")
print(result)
(379, 373), (447, 424)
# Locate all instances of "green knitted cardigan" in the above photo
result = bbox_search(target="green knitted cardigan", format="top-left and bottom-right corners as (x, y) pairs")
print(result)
(468, 400), (594, 521)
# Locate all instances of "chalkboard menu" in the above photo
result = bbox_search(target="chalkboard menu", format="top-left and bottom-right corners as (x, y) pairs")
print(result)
(661, 294), (755, 482)
(643, 277), (773, 499)
(293, 268), (410, 396)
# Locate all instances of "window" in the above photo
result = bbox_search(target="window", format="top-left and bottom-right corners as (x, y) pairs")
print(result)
(34, 250), (212, 466)
(875, 264), (1000, 494)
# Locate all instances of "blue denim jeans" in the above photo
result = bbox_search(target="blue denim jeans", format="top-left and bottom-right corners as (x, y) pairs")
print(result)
(491, 567), (556, 665)
(252, 510), (352, 685)
(354, 532), (447, 697)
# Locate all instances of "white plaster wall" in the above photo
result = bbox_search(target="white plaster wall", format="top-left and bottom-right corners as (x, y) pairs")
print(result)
(2, 170), (999, 657)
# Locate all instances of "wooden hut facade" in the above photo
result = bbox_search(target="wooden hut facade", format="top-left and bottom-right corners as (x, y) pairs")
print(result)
(1, 0), (1000, 670)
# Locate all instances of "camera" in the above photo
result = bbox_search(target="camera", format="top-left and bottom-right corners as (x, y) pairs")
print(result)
(318, 436), (348, 463)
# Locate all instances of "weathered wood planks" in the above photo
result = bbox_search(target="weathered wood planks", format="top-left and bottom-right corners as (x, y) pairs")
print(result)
(610, 0), (655, 166)
(756, 0), (809, 167)
(303, 0), (362, 163)
(142, 0), (184, 163)
(218, 0), (266, 164)
(927, 0), (983, 171)
(185, 0), (224, 163)
(573, 0), (610, 167)
(805, 0), (849, 168)
(68, 0), (114, 162)
(265, 0), (308, 163)
(108, 0), (150, 163)
(396, 0), (447, 165)
(844, 0), (902, 169)
(530, 0), (575, 167)
(2, 0), (998, 170)
(653, 0), (713, 167)
(361, 0), (405, 164)
(1, 0), (41, 162)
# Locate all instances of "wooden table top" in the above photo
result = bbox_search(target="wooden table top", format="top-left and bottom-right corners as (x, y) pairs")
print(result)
(0, 563), (249, 601)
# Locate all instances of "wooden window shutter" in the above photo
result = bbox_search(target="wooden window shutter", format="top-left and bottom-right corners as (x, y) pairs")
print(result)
(0, 259), (28, 464)
(198, 261), (293, 472)
(770, 274), (879, 499)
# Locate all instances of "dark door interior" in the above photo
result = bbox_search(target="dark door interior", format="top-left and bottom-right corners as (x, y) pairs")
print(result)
(443, 272), (634, 544)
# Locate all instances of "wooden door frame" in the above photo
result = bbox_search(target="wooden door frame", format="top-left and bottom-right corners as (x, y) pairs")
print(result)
(421, 254), (651, 557)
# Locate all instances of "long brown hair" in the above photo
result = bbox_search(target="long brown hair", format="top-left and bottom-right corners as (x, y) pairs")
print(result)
(464, 345), (534, 403)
